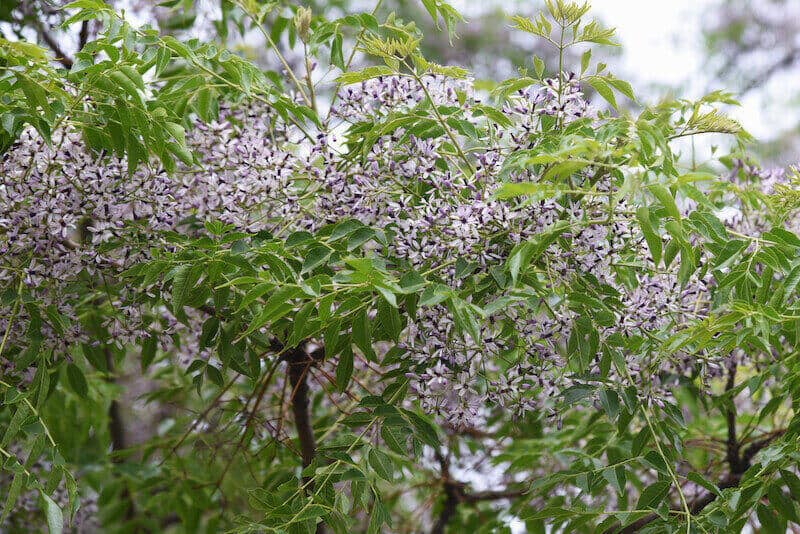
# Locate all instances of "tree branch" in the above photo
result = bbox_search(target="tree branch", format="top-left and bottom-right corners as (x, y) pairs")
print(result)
(740, 46), (800, 95)
(430, 449), (526, 533)
(78, 20), (89, 51)
(104, 347), (136, 521)
(462, 488), (528, 504)
(286, 344), (325, 534)
(606, 429), (785, 533)
(725, 363), (743, 474)
(20, 13), (74, 69)
(431, 451), (461, 534)
(287, 346), (318, 480)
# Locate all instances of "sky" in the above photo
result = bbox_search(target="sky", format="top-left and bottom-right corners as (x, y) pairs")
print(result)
(593, 0), (789, 141)
(449, 0), (790, 144)
(593, 0), (705, 88)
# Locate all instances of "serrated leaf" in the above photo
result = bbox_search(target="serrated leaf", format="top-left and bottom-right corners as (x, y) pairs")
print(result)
(1, 471), (27, 522)
(40, 492), (63, 534)
(636, 481), (670, 510)
(336, 66), (394, 84)
(240, 285), (303, 338)
(66, 363), (88, 398)
(648, 184), (681, 220)
(368, 448), (394, 481)
(636, 207), (662, 265)
(171, 264), (195, 312)
(335, 347), (354, 392)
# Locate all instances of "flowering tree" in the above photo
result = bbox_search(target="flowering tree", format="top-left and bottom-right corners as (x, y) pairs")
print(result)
(2, 1), (800, 532)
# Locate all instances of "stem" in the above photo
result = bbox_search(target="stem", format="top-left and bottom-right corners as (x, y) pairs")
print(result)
(103, 347), (137, 521)
(431, 484), (459, 534)
(104, 348), (128, 456)
(231, 0), (312, 107)
(556, 16), (565, 131)
(0, 276), (24, 360)
(407, 67), (475, 175)
(303, 42), (317, 114)
(608, 431), (785, 533)
(326, 0), (384, 117)
(78, 20), (89, 50)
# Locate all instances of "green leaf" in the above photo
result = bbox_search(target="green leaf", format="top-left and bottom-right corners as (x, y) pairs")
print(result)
(1, 471), (27, 522)
(236, 282), (276, 312)
(687, 472), (721, 497)
(598, 388), (619, 420)
(587, 77), (617, 111)
(199, 317), (220, 349)
(366, 498), (390, 534)
(2, 402), (29, 447)
(533, 55), (545, 78)
(141, 335), (157, 371)
(381, 425), (407, 455)
(66, 363), (88, 398)
(40, 491), (63, 534)
(331, 33), (344, 70)
(403, 410), (439, 448)
(352, 308), (376, 361)
(757, 503), (785, 534)
(447, 296), (481, 342)
(375, 299), (402, 341)
(580, 49), (592, 74)
(240, 285), (303, 338)
(335, 346), (354, 392)
(206, 364), (224, 387)
(781, 469), (800, 501)
(302, 246), (332, 274)
(507, 220), (569, 283)
(607, 77), (634, 101)
(368, 448), (394, 481)
(782, 265), (800, 305)
(648, 184), (681, 220)
(636, 481), (670, 510)
(171, 264), (196, 312)
(336, 66), (394, 84)
(636, 207), (662, 265)
(767, 483), (799, 523)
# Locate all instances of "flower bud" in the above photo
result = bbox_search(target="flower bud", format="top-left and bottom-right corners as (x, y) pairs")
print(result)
(294, 7), (312, 43)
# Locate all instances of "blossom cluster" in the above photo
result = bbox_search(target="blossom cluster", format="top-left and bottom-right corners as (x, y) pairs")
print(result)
(0, 71), (786, 426)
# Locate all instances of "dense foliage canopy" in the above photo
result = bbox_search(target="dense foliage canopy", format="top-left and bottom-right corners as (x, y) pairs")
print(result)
(2, 1), (800, 533)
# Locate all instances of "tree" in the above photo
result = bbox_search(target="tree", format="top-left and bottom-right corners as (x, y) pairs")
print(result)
(1, 1), (799, 532)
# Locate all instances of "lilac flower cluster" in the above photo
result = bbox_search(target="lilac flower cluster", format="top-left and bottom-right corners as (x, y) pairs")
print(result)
(0, 103), (298, 375)
(0, 71), (769, 425)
